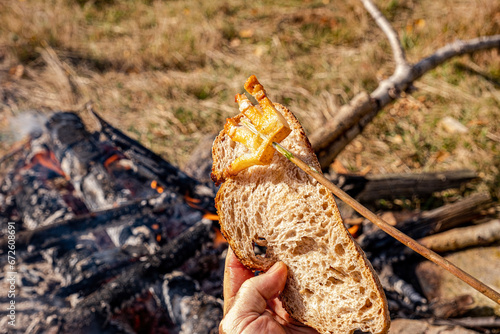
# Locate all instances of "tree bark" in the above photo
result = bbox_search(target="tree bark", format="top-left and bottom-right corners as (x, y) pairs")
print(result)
(334, 169), (478, 202)
(360, 192), (493, 251)
(418, 219), (500, 253)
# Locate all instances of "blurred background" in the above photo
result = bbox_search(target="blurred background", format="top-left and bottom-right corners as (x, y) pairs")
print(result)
(1, 0), (499, 198)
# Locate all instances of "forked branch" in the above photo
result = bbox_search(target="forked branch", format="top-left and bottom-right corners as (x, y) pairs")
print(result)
(310, 0), (500, 169)
(359, 0), (408, 68)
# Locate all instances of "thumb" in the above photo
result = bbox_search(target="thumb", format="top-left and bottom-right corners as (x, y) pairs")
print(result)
(231, 261), (288, 315)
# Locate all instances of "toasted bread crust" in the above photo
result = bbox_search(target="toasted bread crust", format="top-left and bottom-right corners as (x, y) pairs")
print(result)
(213, 103), (390, 334)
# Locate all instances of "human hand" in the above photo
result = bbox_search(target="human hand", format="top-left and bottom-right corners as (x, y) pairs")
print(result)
(219, 248), (319, 334)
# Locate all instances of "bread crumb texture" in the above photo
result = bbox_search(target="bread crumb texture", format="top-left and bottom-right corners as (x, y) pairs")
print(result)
(213, 104), (390, 334)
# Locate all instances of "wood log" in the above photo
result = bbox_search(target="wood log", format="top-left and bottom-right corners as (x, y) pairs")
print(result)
(45, 112), (118, 210)
(418, 219), (500, 253)
(0, 192), (203, 262)
(418, 192), (493, 235)
(430, 295), (475, 319)
(89, 106), (200, 194)
(334, 169), (478, 202)
(89, 106), (216, 213)
(0, 197), (154, 255)
(360, 192), (493, 252)
(432, 316), (500, 329)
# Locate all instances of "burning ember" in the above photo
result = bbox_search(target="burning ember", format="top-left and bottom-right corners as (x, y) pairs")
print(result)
(150, 180), (164, 194)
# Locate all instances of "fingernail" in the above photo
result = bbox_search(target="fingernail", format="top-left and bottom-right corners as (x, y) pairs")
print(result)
(267, 261), (282, 274)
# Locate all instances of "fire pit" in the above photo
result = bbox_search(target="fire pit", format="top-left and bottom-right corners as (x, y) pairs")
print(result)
(1, 108), (499, 333)
(0, 109), (224, 333)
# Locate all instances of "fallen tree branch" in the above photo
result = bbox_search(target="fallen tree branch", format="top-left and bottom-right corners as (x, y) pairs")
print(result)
(310, 0), (500, 169)
(418, 219), (500, 253)
(334, 169), (478, 202)
(360, 192), (493, 251)
(360, 0), (408, 68)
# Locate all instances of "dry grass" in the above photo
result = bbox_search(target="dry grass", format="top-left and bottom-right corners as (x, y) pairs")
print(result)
(0, 0), (499, 199)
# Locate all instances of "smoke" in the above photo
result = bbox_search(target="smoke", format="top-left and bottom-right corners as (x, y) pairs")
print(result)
(8, 111), (49, 141)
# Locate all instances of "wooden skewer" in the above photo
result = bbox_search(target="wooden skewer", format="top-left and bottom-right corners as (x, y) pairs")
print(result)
(242, 120), (500, 305)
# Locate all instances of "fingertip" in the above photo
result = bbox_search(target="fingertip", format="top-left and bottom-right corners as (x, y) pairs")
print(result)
(225, 247), (251, 273)
(223, 247), (254, 309)
(267, 261), (287, 276)
(245, 261), (288, 302)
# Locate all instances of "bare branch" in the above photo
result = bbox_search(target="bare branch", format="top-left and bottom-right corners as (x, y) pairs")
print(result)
(360, 0), (408, 68)
(312, 34), (500, 168)
(413, 35), (500, 78)
(418, 219), (500, 253)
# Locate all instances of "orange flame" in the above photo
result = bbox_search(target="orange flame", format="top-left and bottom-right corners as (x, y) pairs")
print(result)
(104, 154), (121, 169)
(203, 212), (219, 221)
(347, 225), (361, 238)
(25, 150), (67, 179)
(185, 194), (201, 206)
(185, 191), (219, 221)
(213, 227), (227, 247)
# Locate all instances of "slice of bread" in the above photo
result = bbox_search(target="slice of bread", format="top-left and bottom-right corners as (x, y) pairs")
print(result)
(212, 103), (390, 334)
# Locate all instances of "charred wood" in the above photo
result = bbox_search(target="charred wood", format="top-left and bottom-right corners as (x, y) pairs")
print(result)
(1, 131), (88, 230)
(45, 112), (162, 210)
(1, 111), (224, 333)
(180, 244), (227, 297)
(61, 219), (212, 331)
(55, 240), (153, 297)
(359, 192), (493, 253)
(90, 108), (199, 192)
(55, 209), (205, 298)
(161, 271), (223, 333)
(379, 265), (427, 306)
(90, 107), (217, 213)
(0, 192), (204, 263)
(45, 112), (116, 210)
(14, 160), (88, 229)
(333, 169), (478, 203)
(108, 286), (175, 334)
(430, 295), (475, 319)
(0, 197), (154, 255)
(431, 316), (500, 332)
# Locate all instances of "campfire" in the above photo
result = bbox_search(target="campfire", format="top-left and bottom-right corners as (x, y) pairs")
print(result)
(0, 109), (224, 333)
(1, 108), (499, 333)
